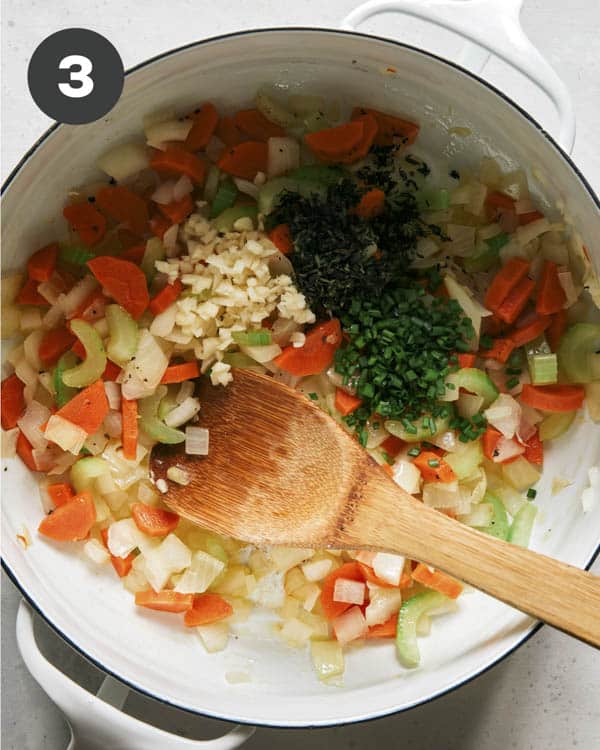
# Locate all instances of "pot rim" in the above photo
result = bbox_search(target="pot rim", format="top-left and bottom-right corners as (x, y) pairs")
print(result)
(2, 26), (599, 729)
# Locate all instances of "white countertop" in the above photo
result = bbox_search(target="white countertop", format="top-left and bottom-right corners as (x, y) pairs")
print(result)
(1, 0), (599, 748)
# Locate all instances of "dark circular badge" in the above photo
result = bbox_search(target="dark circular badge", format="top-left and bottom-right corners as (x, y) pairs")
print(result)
(27, 28), (124, 125)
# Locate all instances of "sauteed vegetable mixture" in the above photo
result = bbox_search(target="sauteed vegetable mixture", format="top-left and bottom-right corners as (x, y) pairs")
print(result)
(2, 91), (599, 681)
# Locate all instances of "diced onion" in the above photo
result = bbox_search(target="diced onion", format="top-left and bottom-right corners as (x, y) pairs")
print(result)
(557, 268), (579, 307)
(484, 394), (521, 438)
(42, 303), (64, 331)
(1, 427), (19, 458)
(457, 392), (484, 419)
(502, 456), (541, 490)
(60, 276), (98, 317)
(176, 380), (195, 404)
(17, 401), (50, 450)
(162, 224), (179, 254)
(121, 331), (170, 400)
(185, 426), (209, 456)
(365, 582), (402, 626)
(23, 330), (43, 370)
(37, 280), (61, 305)
(310, 640), (344, 681)
(391, 459), (421, 495)
(104, 410), (122, 438)
(173, 175), (193, 201)
(84, 539), (110, 565)
(514, 198), (535, 215)
(458, 502), (494, 527)
(145, 119), (193, 149)
(423, 481), (470, 512)
(151, 180), (176, 205)
(280, 617), (313, 647)
(45, 414), (87, 454)
(163, 396), (200, 428)
(107, 518), (142, 558)
(196, 622), (229, 653)
(142, 533), (192, 592)
(467, 182), (488, 216)
(493, 437), (525, 463)
(205, 135), (225, 163)
(149, 303), (177, 338)
(240, 343), (282, 363)
(233, 178), (260, 200)
(333, 578), (365, 605)
(104, 381), (121, 410)
(372, 552), (406, 586)
(332, 606), (368, 645)
(19, 308), (43, 333)
(267, 137), (300, 178)
(96, 142), (149, 182)
(174, 550), (224, 593)
(430, 430), (457, 453)
(301, 558), (332, 582)
(516, 218), (550, 247)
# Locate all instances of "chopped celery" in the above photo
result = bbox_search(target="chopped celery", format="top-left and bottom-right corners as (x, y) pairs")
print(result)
(291, 165), (345, 185)
(508, 503), (537, 547)
(209, 178), (238, 219)
(447, 368), (498, 408)
(53, 352), (79, 407)
(203, 165), (221, 203)
(71, 456), (110, 492)
(418, 189), (449, 211)
(157, 385), (178, 421)
(62, 319), (107, 387)
(444, 439), (484, 480)
(221, 351), (266, 373)
(138, 385), (185, 444)
(396, 591), (449, 668)
(140, 237), (165, 284)
(106, 304), (139, 367)
(464, 233), (508, 273)
(528, 353), (557, 385)
(212, 206), (258, 233)
(385, 415), (450, 443)
(231, 330), (272, 346)
(59, 244), (96, 266)
(485, 233), (509, 253)
(475, 491), (509, 540)
(538, 411), (575, 441)
(205, 535), (228, 564)
(557, 323), (600, 383)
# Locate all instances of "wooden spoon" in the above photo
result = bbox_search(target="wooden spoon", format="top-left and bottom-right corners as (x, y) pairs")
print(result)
(151, 369), (600, 647)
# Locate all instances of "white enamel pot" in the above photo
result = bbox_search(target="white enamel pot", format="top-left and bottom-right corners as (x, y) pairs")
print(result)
(2, 1), (599, 745)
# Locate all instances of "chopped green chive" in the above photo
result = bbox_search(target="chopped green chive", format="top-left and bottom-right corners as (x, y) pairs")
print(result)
(308, 392), (319, 401)
(527, 488), (537, 499)
(407, 447), (421, 457)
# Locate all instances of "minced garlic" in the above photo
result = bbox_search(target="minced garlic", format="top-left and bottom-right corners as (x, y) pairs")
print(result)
(154, 214), (315, 385)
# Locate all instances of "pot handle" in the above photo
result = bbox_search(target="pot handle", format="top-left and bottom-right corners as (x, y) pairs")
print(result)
(16, 601), (255, 750)
(341, 0), (576, 153)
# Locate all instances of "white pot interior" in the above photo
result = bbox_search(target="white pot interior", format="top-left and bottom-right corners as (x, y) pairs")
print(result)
(2, 29), (599, 726)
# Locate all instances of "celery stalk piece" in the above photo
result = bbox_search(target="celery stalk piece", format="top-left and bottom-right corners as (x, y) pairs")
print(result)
(385, 415), (450, 443)
(209, 178), (238, 219)
(528, 353), (558, 385)
(71, 456), (110, 492)
(140, 237), (165, 284)
(446, 368), (499, 408)
(475, 491), (509, 540)
(212, 206), (258, 233)
(508, 503), (537, 548)
(418, 189), (449, 211)
(106, 304), (139, 367)
(231, 330), (272, 346)
(396, 591), (449, 668)
(53, 352), (79, 407)
(138, 385), (185, 444)
(62, 319), (107, 388)
(557, 323), (600, 383)
(538, 411), (576, 441)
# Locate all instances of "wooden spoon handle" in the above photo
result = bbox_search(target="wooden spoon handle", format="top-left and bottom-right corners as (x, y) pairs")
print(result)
(342, 480), (600, 647)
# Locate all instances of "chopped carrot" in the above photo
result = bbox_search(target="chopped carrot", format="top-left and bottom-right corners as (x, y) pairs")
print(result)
(518, 210), (544, 226)
(485, 191), (515, 213)
(96, 186), (149, 236)
(509, 315), (551, 349)
(149, 213), (172, 240)
(121, 243), (146, 264)
(185, 102), (219, 150)
(268, 224), (294, 255)
(536, 261), (567, 315)
(483, 313), (507, 338)
(160, 361), (199, 384)
(121, 398), (138, 461)
(55, 380), (109, 434)
(520, 384), (585, 413)
(495, 276), (535, 325)
(274, 319), (342, 377)
(15, 278), (49, 306)
(184, 593), (234, 627)
(523, 430), (543, 465)
(117, 228), (140, 250)
(355, 188), (385, 219)
(233, 108), (285, 141)
(1, 374), (25, 430)
(131, 502), (179, 537)
(16, 431), (37, 471)
(413, 451), (456, 483)
(480, 337), (515, 364)
(38, 491), (96, 542)
(456, 353), (477, 369)
(215, 115), (244, 147)
(334, 388), (362, 416)
(381, 463), (393, 476)
(27, 243), (59, 282)
(48, 482), (75, 507)
(149, 279), (183, 316)
(217, 141), (268, 180)
(411, 563), (463, 599)
(38, 328), (76, 367)
(158, 194), (195, 224)
(305, 120), (364, 159)
(482, 426), (503, 461)
(68, 289), (107, 322)
(87, 256), (149, 320)
(366, 613), (399, 638)
(102, 360), (122, 381)
(100, 528), (134, 577)
(352, 107), (419, 146)
(484, 258), (530, 312)
(135, 590), (194, 613)
(320, 562), (365, 621)
(546, 309), (568, 352)
(380, 434), (405, 458)
(63, 202), (107, 246)
(150, 148), (207, 185)
(323, 113), (378, 164)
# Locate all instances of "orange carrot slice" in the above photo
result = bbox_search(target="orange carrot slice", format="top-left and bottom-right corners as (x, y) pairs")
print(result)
(38, 491), (96, 542)
(131, 502), (179, 536)
(184, 593), (234, 627)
